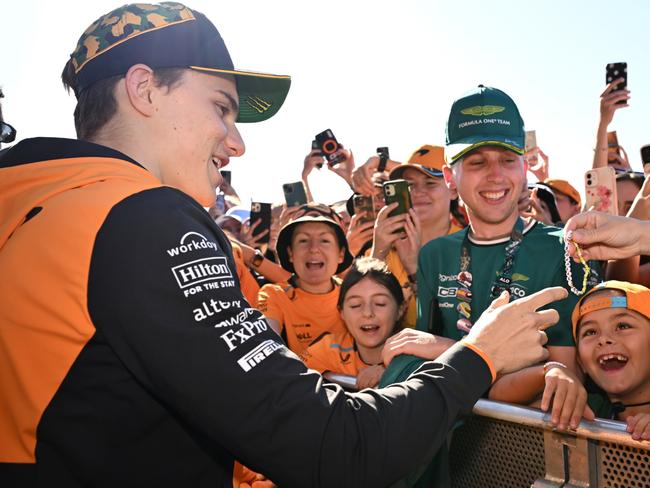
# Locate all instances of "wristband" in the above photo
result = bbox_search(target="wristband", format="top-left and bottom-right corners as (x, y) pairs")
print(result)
(251, 249), (264, 268)
(543, 361), (567, 374)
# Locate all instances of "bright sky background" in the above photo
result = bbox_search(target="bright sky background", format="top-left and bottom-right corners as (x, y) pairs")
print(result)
(3, 0), (649, 207)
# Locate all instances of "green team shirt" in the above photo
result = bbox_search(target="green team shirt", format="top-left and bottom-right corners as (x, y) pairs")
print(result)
(416, 220), (600, 346)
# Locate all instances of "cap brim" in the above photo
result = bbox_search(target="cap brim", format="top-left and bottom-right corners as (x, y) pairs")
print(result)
(190, 66), (291, 123)
(390, 164), (443, 179)
(446, 137), (525, 165)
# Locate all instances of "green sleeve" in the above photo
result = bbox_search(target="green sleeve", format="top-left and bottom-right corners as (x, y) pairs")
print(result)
(416, 243), (437, 332)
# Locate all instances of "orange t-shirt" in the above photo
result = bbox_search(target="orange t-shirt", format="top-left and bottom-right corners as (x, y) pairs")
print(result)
(230, 241), (260, 308)
(300, 331), (366, 376)
(257, 280), (345, 356)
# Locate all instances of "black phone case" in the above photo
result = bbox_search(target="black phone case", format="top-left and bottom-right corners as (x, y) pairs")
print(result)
(606, 63), (627, 105)
(250, 202), (272, 244)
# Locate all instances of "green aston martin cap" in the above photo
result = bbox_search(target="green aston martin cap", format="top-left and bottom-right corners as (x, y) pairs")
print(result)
(445, 85), (525, 164)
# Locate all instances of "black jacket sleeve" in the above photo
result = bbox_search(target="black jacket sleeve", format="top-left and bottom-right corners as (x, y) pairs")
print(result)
(88, 187), (492, 487)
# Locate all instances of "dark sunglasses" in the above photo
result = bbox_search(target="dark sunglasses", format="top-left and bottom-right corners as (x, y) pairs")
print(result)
(0, 121), (16, 143)
(614, 168), (645, 179)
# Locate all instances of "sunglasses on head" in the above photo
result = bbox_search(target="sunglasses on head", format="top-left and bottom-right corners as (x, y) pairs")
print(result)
(0, 121), (16, 143)
(614, 168), (645, 179)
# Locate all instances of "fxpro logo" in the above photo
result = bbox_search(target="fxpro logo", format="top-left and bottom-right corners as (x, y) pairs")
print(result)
(166, 232), (219, 257)
(237, 340), (283, 372)
(172, 256), (232, 289)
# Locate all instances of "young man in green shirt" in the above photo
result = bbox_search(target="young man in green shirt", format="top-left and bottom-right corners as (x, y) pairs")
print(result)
(385, 85), (600, 430)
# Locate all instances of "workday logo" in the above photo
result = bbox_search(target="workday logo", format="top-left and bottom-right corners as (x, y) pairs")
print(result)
(166, 232), (219, 257)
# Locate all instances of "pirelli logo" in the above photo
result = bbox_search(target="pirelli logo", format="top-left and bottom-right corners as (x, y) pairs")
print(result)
(237, 340), (282, 372)
(172, 256), (232, 289)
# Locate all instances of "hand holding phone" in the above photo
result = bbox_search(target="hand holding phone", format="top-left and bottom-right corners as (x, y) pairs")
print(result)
(606, 62), (628, 105)
(352, 195), (375, 225)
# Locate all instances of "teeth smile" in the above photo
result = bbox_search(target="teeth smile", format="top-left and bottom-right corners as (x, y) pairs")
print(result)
(361, 325), (379, 331)
(212, 158), (222, 169)
(481, 190), (506, 200)
(598, 354), (628, 365)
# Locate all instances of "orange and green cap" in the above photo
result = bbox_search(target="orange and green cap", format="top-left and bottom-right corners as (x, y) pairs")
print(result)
(66, 2), (290, 123)
(571, 281), (650, 340)
(544, 178), (582, 207)
(389, 144), (445, 179)
(445, 85), (525, 165)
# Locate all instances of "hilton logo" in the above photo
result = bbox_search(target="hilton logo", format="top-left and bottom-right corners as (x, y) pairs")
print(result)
(172, 257), (232, 289)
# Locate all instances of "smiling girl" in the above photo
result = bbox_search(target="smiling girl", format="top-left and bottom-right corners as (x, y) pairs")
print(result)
(301, 257), (406, 390)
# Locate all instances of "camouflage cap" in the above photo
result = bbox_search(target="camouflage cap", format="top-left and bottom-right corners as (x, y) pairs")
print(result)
(67, 2), (290, 123)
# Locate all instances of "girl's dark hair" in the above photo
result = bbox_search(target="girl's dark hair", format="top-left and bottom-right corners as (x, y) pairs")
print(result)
(337, 257), (404, 310)
(61, 62), (185, 141)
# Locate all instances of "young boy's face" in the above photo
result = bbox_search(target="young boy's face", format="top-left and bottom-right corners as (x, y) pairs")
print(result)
(577, 290), (650, 401)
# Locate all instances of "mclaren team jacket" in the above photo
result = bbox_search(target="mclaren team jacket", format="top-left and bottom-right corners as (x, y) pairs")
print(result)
(0, 138), (493, 487)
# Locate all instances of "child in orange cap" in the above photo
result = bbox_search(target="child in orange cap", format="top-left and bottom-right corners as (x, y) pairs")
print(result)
(572, 281), (650, 440)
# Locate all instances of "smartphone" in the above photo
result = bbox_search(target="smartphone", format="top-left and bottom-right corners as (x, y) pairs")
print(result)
(352, 194), (375, 224)
(250, 202), (272, 245)
(524, 130), (537, 165)
(525, 130), (537, 153)
(640, 144), (650, 176)
(382, 179), (413, 218)
(606, 62), (627, 105)
(585, 167), (619, 216)
(311, 139), (324, 169)
(376, 147), (390, 172)
(282, 181), (308, 207)
(315, 129), (344, 167)
(221, 170), (232, 186)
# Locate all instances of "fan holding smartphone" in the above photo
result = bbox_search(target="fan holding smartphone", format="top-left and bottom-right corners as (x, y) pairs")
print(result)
(593, 62), (631, 172)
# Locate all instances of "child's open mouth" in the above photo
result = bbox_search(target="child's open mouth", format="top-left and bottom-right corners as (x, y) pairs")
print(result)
(360, 324), (380, 333)
(598, 353), (629, 371)
(305, 260), (324, 270)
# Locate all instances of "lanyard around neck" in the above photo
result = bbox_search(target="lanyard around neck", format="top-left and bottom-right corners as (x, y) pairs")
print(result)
(455, 218), (525, 333)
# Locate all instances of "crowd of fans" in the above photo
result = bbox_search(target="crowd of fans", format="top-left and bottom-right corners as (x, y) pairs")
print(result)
(2, 3), (650, 486)
(191, 80), (650, 484)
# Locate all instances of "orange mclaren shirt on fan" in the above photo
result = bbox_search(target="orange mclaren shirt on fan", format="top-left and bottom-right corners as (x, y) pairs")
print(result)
(300, 331), (367, 376)
(257, 278), (346, 356)
(230, 241), (260, 307)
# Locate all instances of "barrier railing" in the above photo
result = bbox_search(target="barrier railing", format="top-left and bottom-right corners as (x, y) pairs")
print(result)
(322, 374), (650, 487)
(451, 399), (650, 488)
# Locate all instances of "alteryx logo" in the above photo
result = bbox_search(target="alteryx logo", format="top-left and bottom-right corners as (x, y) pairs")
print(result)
(172, 257), (232, 288)
(461, 105), (505, 116)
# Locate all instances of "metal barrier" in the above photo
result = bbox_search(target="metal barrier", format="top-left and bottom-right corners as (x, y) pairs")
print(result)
(450, 399), (650, 488)
(321, 374), (650, 487)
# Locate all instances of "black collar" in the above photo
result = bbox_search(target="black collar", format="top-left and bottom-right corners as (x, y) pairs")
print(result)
(0, 137), (143, 169)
